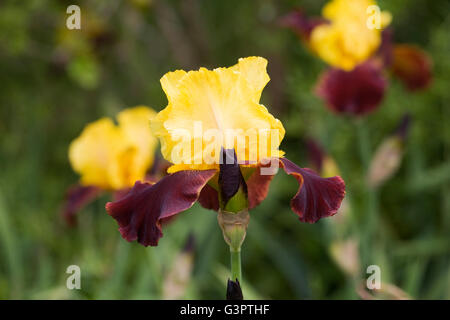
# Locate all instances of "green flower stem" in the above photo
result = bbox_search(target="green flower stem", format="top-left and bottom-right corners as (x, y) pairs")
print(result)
(356, 119), (379, 265)
(230, 248), (242, 283)
(356, 119), (371, 169)
(217, 208), (249, 286)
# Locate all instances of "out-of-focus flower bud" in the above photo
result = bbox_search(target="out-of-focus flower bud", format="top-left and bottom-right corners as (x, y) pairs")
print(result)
(367, 137), (403, 188)
(226, 279), (243, 300)
(162, 234), (195, 300)
(367, 115), (411, 188)
(330, 238), (360, 277)
(391, 44), (432, 91)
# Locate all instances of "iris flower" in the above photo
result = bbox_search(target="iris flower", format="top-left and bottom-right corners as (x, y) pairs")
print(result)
(282, 0), (391, 71)
(63, 106), (160, 225)
(106, 57), (345, 252)
(367, 114), (411, 188)
(309, 0), (391, 71)
(282, 0), (431, 116)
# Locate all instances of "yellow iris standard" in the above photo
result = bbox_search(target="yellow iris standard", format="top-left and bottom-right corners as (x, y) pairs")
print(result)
(151, 56), (286, 173)
(310, 0), (392, 71)
(69, 106), (158, 190)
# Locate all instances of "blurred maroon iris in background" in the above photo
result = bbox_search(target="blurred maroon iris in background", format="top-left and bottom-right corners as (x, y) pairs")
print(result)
(281, 7), (432, 117)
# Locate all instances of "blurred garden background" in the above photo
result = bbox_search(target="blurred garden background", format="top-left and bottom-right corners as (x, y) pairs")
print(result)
(0, 0), (449, 299)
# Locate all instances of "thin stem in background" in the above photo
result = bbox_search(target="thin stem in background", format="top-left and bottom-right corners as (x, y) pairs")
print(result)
(355, 119), (379, 266)
(0, 192), (24, 298)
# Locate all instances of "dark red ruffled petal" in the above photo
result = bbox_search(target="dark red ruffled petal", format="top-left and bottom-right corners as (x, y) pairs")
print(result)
(112, 188), (131, 201)
(391, 44), (432, 91)
(315, 61), (387, 116)
(198, 183), (219, 211)
(62, 185), (102, 226)
(280, 9), (328, 41)
(246, 165), (275, 209)
(106, 170), (217, 246)
(279, 158), (345, 223)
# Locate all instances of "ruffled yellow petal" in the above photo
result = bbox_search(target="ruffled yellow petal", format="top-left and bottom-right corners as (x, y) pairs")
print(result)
(69, 106), (158, 190)
(69, 118), (125, 189)
(152, 57), (285, 173)
(116, 106), (158, 187)
(229, 56), (270, 101)
(310, 0), (392, 71)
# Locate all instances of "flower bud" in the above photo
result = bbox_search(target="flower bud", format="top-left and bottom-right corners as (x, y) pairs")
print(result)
(367, 137), (403, 188)
(391, 44), (432, 91)
(217, 209), (250, 252)
(330, 238), (360, 277)
(226, 279), (243, 300)
(367, 115), (411, 188)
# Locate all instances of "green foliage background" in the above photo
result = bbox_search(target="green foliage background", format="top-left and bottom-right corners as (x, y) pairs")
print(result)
(0, 0), (449, 299)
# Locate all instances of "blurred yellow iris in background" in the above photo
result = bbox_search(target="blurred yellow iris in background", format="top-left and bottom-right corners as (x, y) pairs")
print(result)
(310, 0), (392, 70)
(69, 106), (158, 190)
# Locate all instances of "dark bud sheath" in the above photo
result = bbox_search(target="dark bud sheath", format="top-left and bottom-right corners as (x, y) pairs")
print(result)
(218, 148), (248, 211)
(182, 232), (196, 253)
(226, 279), (244, 300)
(393, 113), (412, 141)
